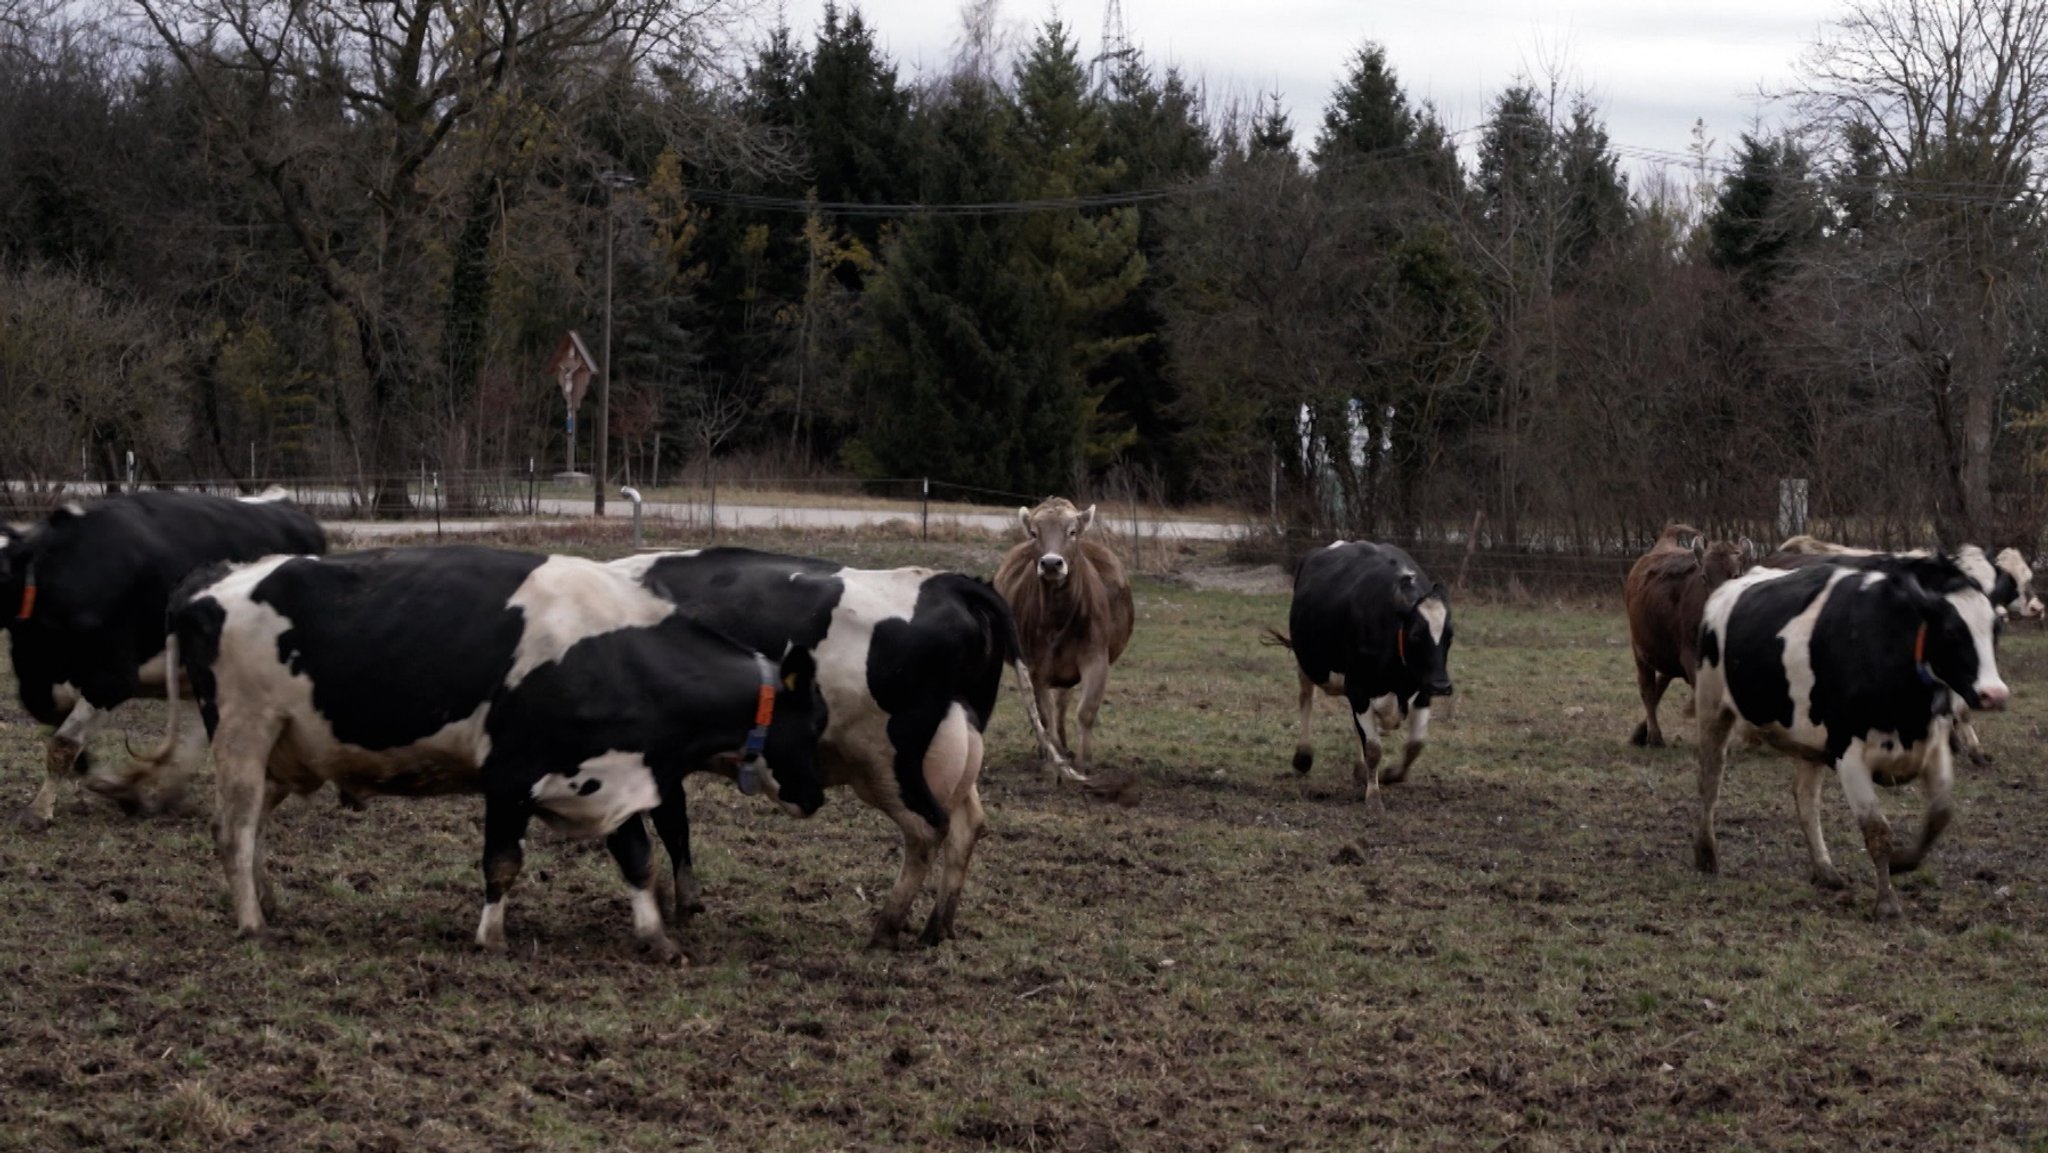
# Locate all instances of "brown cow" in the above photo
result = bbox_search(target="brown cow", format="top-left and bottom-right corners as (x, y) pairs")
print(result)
(1623, 523), (1754, 747)
(995, 498), (1136, 777)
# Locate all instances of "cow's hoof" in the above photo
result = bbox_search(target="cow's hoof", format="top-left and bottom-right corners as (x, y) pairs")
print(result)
(1887, 851), (1925, 875)
(1629, 723), (1650, 747)
(866, 922), (907, 951)
(1693, 840), (1719, 874)
(475, 933), (507, 954)
(336, 788), (368, 813)
(672, 876), (706, 922)
(1873, 894), (1903, 921)
(1967, 749), (1994, 767)
(1811, 866), (1847, 890)
(1291, 750), (1313, 774)
(15, 807), (52, 833)
(637, 934), (684, 965)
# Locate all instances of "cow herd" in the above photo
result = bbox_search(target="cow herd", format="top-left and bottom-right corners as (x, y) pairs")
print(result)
(0, 492), (2035, 961)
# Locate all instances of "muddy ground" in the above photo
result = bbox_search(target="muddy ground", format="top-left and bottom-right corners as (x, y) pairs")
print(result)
(1, 532), (2045, 1150)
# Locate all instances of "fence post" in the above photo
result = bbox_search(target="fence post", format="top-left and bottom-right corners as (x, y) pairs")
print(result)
(709, 475), (718, 541)
(1455, 510), (1485, 591)
(527, 458), (536, 516)
(622, 486), (643, 548)
(922, 477), (930, 542)
(433, 471), (442, 540)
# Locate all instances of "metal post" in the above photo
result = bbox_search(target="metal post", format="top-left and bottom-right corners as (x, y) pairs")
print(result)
(622, 486), (643, 549)
(433, 471), (442, 540)
(709, 475), (718, 540)
(419, 460), (427, 520)
(921, 477), (930, 541)
(528, 458), (536, 516)
(595, 189), (612, 518)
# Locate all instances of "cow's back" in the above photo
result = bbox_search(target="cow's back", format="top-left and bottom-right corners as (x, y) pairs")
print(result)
(1288, 541), (1416, 682)
(1624, 543), (1708, 678)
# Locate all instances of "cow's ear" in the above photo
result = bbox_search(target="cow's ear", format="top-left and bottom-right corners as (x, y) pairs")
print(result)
(47, 501), (85, 525)
(1427, 580), (1449, 604)
(1691, 537), (1705, 565)
(777, 645), (819, 695)
(1078, 505), (1096, 534)
(1739, 537), (1757, 564)
(1017, 507), (1034, 535)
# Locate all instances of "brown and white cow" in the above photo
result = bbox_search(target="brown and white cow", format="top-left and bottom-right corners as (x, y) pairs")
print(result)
(995, 498), (1136, 777)
(1622, 523), (1754, 747)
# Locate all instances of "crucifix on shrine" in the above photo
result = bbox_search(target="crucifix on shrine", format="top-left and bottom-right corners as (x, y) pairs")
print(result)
(546, 331), (596, 481)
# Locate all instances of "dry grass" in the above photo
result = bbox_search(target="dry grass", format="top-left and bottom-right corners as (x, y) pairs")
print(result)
(1, 532), (2045, 1150)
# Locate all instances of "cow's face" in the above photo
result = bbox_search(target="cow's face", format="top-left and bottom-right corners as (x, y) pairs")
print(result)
(1399, 580), (1455, 700)
(1916, 578), (2010, 713)
(759, 646), (828, 817)
(1995, 548), (2043, 619)
(1017, 498), (1095, 587)
(1699, 539), (1755, 589)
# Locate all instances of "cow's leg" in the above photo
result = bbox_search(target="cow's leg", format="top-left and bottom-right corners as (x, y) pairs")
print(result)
(210, 718), (282, 936)
(1631, 657), (1671, 747)
(1072, 656), (1111, 772)
(650, 797), (703, 923)
(920, 708), (987, 946)
(854, 770), (939, 948)
(1952, 716), (1991, 766)
(1351, 707), (1386, 804)
(1033, 675), (1065, 768)
(475, 789), (534, 952)
(1835, 748), (1902, 920)
(23, 696), (94, 830)
(606, 816), (681, 963)
(1384, 701), (1429, 785)
(1053, 687), (1074, 758)
(1693, 700), (1737, 874)
(96, 698), (209, 816)
(1890, 739), (1955, 875)
(1291, 670), (1317, 773)
(1793, 759), (1845, 890)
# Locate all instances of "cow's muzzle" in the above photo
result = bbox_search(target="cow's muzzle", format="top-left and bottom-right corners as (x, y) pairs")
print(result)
(1037, 554), (1068, 581)
(1426, 680), (1455, 698)
(1973, 682), (2011, 712)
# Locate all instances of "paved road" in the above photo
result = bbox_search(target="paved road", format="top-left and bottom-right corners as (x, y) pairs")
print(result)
(329, 497), (1246, 542)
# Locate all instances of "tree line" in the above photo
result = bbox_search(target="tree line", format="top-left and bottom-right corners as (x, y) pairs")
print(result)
(3, 0), (2047, 549)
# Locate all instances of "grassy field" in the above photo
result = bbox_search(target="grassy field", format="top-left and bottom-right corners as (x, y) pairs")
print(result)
(1, 535), (2046, 1151)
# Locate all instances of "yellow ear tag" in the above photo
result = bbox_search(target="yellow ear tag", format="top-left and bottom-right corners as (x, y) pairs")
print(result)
(783, 672), (798, 691)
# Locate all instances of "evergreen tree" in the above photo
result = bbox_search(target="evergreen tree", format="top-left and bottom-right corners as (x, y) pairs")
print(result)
(1249, 93), (1296, 160)
(1706, 133), (1823, 296)
(1311, 43), (1414, 170)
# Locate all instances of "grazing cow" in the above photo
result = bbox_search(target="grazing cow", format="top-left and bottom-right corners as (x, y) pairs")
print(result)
(164, 545), (827, 959)
(615, 547), (1071, 948)
(994, 497), (1136, 775)
(1693, 556), (2008, 919)
(1269, 541), (1456, 802)
(1762, 536), (2026, 762)
(1623, 524), (1755, 747)
(0, 489), (325, 828)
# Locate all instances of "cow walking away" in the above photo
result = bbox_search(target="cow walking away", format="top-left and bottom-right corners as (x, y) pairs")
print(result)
(165, 546), (827, 959)
(1693, 556), (2008, 919)
(1623, 524), (1754, 747)
(995, 498), (1135, 777)
(0, 489), (324, 829)
(615, 547), (1072, 949)
(1269, 541), (1455, 803)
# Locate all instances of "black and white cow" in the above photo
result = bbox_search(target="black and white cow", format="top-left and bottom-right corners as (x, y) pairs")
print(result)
(610, 547), (1071, 948)
(164, 545), (828, 959)
(1269, 541), (1456, 802)
(1763, 539), (2025, 763)
(1693, 555), (2009, 920)
(0, 489), (325, 828)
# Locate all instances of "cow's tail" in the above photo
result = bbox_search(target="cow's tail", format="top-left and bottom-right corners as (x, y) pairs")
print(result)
(1261, 628), (1294, 650)
(124, 629), (182, 769)
(970, 580), (1085, 782)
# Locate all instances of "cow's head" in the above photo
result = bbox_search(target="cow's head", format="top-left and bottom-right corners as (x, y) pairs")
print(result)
(1696, 537), (1756, 590)
(1017, 497), (1094, 587)
(1994, 548), (2043, 620)
(1395, 573), (1455, 700)
(758, 645), (829, 818)
(1898, 558), (2010, 713)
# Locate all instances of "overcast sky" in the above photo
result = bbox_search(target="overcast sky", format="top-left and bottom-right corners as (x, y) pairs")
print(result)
(775, 0), (1848, 182)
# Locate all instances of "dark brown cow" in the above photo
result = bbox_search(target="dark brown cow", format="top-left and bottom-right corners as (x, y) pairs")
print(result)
(1623, 523), (1754, 747)
(995, 498), (1135, 776)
